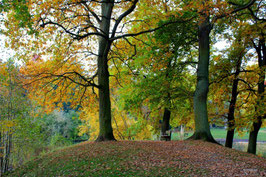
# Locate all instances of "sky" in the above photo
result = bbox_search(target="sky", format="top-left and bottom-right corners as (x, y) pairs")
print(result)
(0, 33), (14, 62)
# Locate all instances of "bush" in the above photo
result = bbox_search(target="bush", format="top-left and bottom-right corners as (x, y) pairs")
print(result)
(50, 133), (72, 147)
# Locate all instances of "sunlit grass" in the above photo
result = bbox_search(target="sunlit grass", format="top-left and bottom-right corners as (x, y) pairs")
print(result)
(171, 128), (266, 157)
(172, 128), (266, 141)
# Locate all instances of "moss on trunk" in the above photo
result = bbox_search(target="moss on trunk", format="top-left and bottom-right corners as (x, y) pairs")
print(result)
(190, 15), (216, 143)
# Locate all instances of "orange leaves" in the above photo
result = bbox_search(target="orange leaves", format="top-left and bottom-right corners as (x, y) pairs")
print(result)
(79, 106), (99, 140)
(213, 55), (222, 62)
(20, 53), (90, 113)
(0, 120), (17, 131)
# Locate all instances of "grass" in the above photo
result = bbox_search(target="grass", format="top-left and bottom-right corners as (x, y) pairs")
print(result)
(172, 128), (266, 141)
(233, 143), (266, 157)
(171, 128), (266, 157)
(5, 141), (266, 177)
(211, 128), (266, 141)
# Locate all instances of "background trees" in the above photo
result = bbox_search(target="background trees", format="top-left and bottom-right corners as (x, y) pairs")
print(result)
(0, 60), (42, 174)
(0, 60), (90, 173)
(246, 16), (265, 154)
(113, 16), (197, 138)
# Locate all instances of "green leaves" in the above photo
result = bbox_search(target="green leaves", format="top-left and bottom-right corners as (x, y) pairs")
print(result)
(1, 0), (35, 34)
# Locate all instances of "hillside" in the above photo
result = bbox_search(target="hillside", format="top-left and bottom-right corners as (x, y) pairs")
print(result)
(6, 141), (266, 176)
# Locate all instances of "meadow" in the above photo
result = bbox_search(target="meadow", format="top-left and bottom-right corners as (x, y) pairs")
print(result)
(172, 128), (266, 157)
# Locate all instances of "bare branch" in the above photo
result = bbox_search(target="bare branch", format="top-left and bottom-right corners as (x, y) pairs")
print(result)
(81, 1), (101, 23)
(25, 71), (99, 89)
(40, 19), (107, 40)
(111, 0), (139, 38)
(110, 18), (194, 41)
(212, 0), (257, 23)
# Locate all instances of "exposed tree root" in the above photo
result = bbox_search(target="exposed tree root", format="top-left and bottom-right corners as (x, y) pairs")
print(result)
(187, 132), (220, 145)
(95, 135), (116, 142)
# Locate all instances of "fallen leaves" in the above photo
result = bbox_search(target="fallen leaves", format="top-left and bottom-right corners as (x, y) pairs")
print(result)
(7, 140), (266, 176)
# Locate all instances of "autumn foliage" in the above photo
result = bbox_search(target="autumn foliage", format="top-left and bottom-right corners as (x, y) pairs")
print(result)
(0, 0), (265, 174)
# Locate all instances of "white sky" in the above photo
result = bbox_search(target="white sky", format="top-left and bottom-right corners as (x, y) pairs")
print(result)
(213, 40), (229, 52)
(0, 33), (14, 62)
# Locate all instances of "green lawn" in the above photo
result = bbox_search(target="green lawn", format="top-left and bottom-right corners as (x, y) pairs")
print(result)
(172, 128), (266, 141)
(171, 128), (266, 157)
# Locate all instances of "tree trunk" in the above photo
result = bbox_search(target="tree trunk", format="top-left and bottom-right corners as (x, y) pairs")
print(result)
(248, 38), (265, 154)
(189, 16), (216, 143)
(225, 58), (242, 148)
(0, 132), (3, 176)
(95, 1), (116, 142)
(180, 125), (185, 140)
(161, 108), (171, 135)
(4, 134), (12, 172)
(248, 120), (262, 154)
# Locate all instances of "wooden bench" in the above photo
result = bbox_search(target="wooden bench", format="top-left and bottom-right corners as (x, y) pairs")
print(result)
(160, 130), (172, 141)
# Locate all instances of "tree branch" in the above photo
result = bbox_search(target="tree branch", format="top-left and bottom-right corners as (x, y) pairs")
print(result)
(81, 1), (101, 23)
(212, 0), (257, 23)
(111, 0), (139, 38)
(40, 19), (107, 40)
(110, 18), (194, 41)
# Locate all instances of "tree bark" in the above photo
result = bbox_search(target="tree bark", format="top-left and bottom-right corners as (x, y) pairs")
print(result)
(189, 16), (216, 143)
(248, 120), (262, 154)
(4, 134), (12, 172)
(0, 132), (3, 176)
(161, 108), (171, 135)
(225, 58), (242, 148)
(248, 38), (265, 154)
(161, 59), (172, 136)
(95, 1), (116, 142)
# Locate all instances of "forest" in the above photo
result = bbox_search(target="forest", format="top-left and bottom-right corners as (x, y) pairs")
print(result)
(0, 0), (265, 176)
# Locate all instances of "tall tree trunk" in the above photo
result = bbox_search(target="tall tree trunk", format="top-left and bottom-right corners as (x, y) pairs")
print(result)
(95, 1), (116, 142)
(225, 58), (242, 148)
(248, 120), (262, 154)
(161, 108), (171, 135)
(189, 16), (216, 143)
(161, 59), (172, 136)
(248, 38), (265, 154)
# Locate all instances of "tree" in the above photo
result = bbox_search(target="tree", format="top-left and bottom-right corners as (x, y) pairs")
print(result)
(120, 21), (196, 137)
(187, 0), (256, 142)
(155, 18), (197, 137)
(209, 34), (248, 148)
(247, 10), (265, 153)
(0, 60), (16, 174)
(0, 60), (31, 174)
(223, 2), (266, 153)
(215, 32), (248, 148)
(4, 0), (175, 141)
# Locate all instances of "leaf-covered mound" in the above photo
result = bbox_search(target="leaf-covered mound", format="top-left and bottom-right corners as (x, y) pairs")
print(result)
(7, 141), (266, 176)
